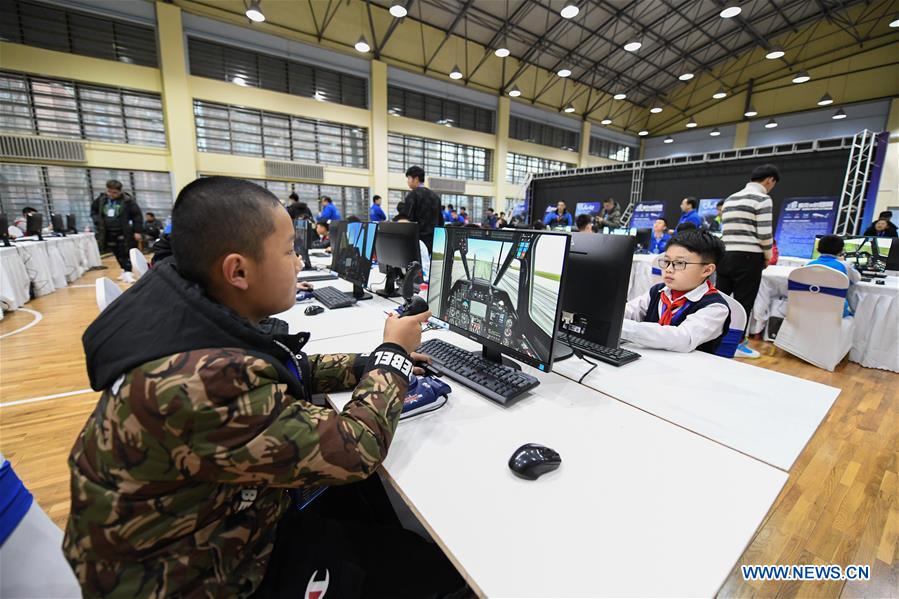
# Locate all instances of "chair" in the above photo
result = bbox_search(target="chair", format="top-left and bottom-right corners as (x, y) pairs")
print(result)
(129, 248), (149, 277)
(95, 277), (122, 311)
(0, 453), (81, 598)
(715, 293), (747, 359)
(774, 265), (854, 371)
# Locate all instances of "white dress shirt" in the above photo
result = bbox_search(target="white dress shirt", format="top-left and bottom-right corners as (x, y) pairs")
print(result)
(621, 281), (731, 353)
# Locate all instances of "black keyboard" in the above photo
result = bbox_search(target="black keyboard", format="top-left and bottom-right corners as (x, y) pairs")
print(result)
(298, 271), (338, 282)
(417, 339), (539, 405)
(312, 286), (357, 309)
(555, 333), (641, 367)
(310, 251), (330, 258)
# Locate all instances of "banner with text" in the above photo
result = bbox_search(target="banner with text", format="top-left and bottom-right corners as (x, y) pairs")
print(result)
(775, 196), (838, 258)
(631, 202), (665, 229)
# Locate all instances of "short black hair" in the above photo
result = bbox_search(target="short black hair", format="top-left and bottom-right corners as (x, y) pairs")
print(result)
(392, 213), (410, 222)
(405, 165), (425, 182)
(288, 192), (299, 201)
(22, 206), (37, 215)
(817, 234), (844, 255)
(666, 229), (726, 265)
(575, 214), (592, 230)
(146, 212), (155, 218)
(656, 216), (668, 226)
(106, 179), (123, 190)
(603, 198), (616, 205)
(287, 203), (304, 220)
(750, 164), (780, 183)
(347, 215), (361, 223)
(675, 221), (697, 232)
(683, 196), (698, 210)
(459, 206), (467, 211)
(716, 199), (725, 208)
(373, 195), (382, 202)
(316, 220), (329, 230)
(531, 220), (546, 230)
(172, 177), (281, 286)
(487, 207), (494, 213)
(320, 196), (332, 204)
(879, 210), (893, 219)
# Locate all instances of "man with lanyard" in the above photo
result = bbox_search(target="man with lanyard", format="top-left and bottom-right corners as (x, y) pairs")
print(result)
(90, 179), (143, 283)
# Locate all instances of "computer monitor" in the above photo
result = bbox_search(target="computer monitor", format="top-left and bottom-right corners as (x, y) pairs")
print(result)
(51, 213), (66, 236)
(66, 214), (76, 233)
(329, 220), (378, 300)
(633, 228), (652, 252)
(0, 214), (10, 247)
(293, 218), (314, 271)
(427, 226), (570, 372)
(26, 212), (43, 239)
(555, 234), (635, 360)
(375, 221), (421, 298)
(813, 235), (892, 271)
(885, 239), (899, 272)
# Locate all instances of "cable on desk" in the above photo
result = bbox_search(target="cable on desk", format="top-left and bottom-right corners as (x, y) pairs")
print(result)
(577, 356), (598, 384)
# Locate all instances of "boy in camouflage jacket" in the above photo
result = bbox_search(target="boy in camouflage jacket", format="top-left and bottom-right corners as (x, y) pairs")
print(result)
(64, 177), (437, 597)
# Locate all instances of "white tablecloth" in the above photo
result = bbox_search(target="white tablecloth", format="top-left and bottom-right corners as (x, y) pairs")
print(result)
(0, 246), (30, 315)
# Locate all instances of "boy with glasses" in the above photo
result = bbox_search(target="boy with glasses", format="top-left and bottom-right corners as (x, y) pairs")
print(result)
(621, 229), (731, 353)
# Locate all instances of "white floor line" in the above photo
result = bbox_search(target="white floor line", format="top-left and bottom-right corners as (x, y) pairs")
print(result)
(0, 309), (43, 339)
(0, 388), (95, 408)
(67, 284), (95, 288)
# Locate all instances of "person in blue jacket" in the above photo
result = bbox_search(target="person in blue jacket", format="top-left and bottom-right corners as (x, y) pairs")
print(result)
(369, 195), (387, 222)
(806, 235), (860, 317)
(678, 197), (703, 229)
(543, 201), (573, 228)
(442, 204), (453, 223)
(649, 218), (671, 254)
(318, 196), (341, 222)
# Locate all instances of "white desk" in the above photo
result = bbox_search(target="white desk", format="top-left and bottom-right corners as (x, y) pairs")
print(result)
(307, 329), (788, 597)
(553, 343), (840, 472)
(0, 246), (30, 315)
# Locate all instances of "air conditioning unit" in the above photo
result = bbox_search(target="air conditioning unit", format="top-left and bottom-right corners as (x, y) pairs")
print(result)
(428, 177), (466, 194)
(264, 160), (325, 181)
(0, 135), (86, 162)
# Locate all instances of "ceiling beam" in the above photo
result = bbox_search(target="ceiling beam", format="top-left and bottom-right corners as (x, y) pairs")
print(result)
(375, 0), (416, 58)
(422, 0), (475, 72)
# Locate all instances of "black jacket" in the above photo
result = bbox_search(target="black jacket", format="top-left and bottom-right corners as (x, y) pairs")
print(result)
(404, 186), (443, 238)
(91, 192), (143, 246)
(862, 221), (898, 237)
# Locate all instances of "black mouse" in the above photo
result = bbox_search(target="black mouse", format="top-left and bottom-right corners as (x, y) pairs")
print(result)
(304, 305), (324, 316)
(508, 443), (561, 480)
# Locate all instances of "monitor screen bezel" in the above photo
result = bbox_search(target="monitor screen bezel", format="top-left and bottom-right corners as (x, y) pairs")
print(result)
(427, 225), (571, 373)
(329, 220), (377, 289)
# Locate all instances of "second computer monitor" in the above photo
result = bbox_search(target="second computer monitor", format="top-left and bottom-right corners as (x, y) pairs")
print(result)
(375, 221), (421, 298)
(26, 212), (43, 239)
(66, 214), (76, 233)
(51, 213), (66, 236)
(330, 220), (378, 299)
(293, 218), (314, 270)
(558, 233), (636, 350)
(427, 226), (570, 372)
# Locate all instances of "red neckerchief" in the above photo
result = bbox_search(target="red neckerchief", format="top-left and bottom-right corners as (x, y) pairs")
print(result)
(659, 280), (718, 325)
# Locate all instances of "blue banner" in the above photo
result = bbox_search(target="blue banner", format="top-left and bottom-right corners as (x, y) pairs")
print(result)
(631, 202), (665, 229)
(775, 196), (838, 259)
(575, 202), (602, 217)
(698, 198), (721, 230)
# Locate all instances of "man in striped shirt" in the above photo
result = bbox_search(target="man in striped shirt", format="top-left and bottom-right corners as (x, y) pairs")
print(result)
(716, 164), (779, 358)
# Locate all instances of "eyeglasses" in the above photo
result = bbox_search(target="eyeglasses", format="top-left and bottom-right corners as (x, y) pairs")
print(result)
(655, 257), (711, 271)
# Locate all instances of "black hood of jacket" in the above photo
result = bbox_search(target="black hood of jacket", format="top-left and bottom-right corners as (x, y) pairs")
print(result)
(83, 260), (309, 394)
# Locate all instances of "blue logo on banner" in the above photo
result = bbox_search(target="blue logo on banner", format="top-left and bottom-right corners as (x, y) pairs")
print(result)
(775, 197), (838, 259)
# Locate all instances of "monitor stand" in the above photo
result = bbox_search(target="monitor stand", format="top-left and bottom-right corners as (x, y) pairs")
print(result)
(375, 267), (403, 298)
(552, 341), (575, 362)
(353, 283), (373, 301)
(476, 345), (521, 371)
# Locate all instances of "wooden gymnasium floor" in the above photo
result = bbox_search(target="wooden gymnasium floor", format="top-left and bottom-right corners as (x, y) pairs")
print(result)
(1, 255), (897, 598)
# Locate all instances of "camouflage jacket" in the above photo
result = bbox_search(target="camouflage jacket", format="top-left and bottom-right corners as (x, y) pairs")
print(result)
(65, 261), (412, 598)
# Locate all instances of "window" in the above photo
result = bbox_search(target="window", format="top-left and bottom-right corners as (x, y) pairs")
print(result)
(388, 133), (491, 182)
(509, 116), (579, 151)
(505, 152), (575, 184)
(194, 100), (368, 168)
(387, 86), (495, 134)
(0, 163), (173, 227)
(188, 38), (368, 109)
(0, 71), (166, 147)
(210, 176), (370, 220)
(589, 137), (635, 162)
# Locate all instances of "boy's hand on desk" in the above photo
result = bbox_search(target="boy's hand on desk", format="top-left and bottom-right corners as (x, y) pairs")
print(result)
(297, 281), (314, 292)
(383, 310), (431, 355)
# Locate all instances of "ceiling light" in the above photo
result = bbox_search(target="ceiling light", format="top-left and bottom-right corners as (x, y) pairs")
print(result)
(764, 118), (778, 128)
(494, 46), (510, 58)
(623, 41), (642, 52)
(710, 127), (721, 136)
(719, 5), (741, 18)
(560, 4), (579, 19)
(563, 104), (575, 113)
(650, 105), (663, 114)
(638, 129), (649, 136)
(890, 16), (899, 27)
(712, 87), (727, 99)
(832, 108), (847, 120)
(765, 47), (785, 60)
(792, 70), (810, 84)
(744, 105), (758, 117)
(245, 0), (265, 22)
(232, 76), (247, 86)
(389, 4), (407, 18)
(508, 85), (522, 97)
(817, 93), (833, 106)
(600, 116), (612, 125)
(686, 116), (697, 128)
(678, 72), (694, 81)
(557, 68), (571, 78)
(613, 92), (627, 100)
(354, 35), (370, 53)
(664, 136), (674, 144)
(449, 65), (463, 80)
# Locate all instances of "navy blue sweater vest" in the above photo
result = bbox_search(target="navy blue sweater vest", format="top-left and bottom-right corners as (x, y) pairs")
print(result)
(643, 283), (731, 354)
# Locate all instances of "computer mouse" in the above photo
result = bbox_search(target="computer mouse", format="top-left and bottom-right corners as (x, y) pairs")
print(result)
(304, 305), (325, 316)
(508, 443), (561, 480)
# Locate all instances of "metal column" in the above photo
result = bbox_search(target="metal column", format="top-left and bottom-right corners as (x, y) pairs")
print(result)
(834, 129), (876, 236)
